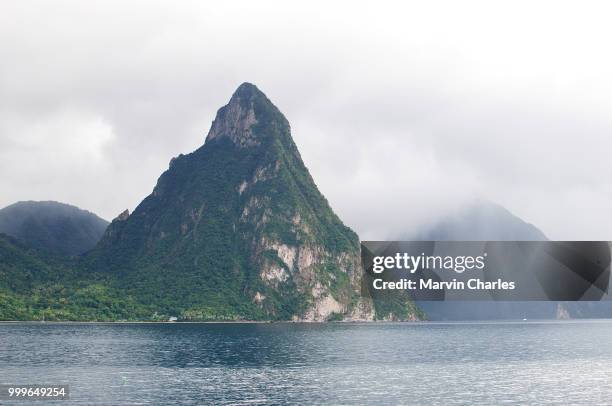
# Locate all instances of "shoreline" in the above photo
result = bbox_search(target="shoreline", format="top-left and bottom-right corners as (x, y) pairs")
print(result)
(1, 319), (612, 325)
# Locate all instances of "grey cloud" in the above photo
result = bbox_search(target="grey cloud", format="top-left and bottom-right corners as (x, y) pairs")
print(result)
(1, 0), (611, 240)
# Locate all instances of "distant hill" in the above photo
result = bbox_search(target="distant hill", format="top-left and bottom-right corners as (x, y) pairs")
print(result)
(0, 201), (108, 256)
(408, 202), (547, 241)
(407, 202), (612, 320)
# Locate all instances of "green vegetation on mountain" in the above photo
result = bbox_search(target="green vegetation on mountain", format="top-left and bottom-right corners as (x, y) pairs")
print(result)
(0, 83), (419, 322)
(0, 201), (109, 256)
(0, 233), (148, 320)
(85, 83), (372, 321)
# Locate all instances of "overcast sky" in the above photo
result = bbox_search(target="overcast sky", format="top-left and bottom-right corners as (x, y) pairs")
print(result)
(1, 1), (611, 240)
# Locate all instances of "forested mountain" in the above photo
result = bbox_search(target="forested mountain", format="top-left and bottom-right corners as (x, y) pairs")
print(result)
(0, 201), (108, 256)
(85, 83), (383, 321)
(0, 84), (390, 321)
(0, 233), (147, 320)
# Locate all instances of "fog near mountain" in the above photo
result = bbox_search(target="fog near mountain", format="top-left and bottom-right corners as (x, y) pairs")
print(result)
(406, 205), (612, 321)
(406, 201), (547, 241)
(0, 201), (108, 256)
(2, 1), (612, 240)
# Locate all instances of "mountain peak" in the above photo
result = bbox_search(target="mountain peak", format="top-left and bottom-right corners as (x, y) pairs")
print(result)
(205, 83), (286, 148)
(205, 83), (263, 147)
(89, 83), (379, 321)
(231, 82), (263, 102)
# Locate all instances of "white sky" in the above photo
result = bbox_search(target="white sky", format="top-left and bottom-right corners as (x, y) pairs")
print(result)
(1, 0), (611, 240)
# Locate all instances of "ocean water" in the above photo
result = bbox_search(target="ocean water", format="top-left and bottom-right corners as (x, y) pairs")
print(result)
(1, 321), (612, 405)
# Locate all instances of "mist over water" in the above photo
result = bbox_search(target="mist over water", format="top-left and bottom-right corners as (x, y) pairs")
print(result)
(2, 321), (612, 404)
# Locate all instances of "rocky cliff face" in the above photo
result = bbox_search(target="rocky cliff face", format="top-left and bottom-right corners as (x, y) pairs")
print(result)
(205, 85), (260, 147)
(91, 83), (375, 321)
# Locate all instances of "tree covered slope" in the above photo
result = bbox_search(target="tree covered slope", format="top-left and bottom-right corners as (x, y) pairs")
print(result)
(0, 201), (109, 256)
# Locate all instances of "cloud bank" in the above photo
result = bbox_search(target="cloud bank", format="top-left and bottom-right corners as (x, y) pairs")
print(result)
(1, 0), (611, 240)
